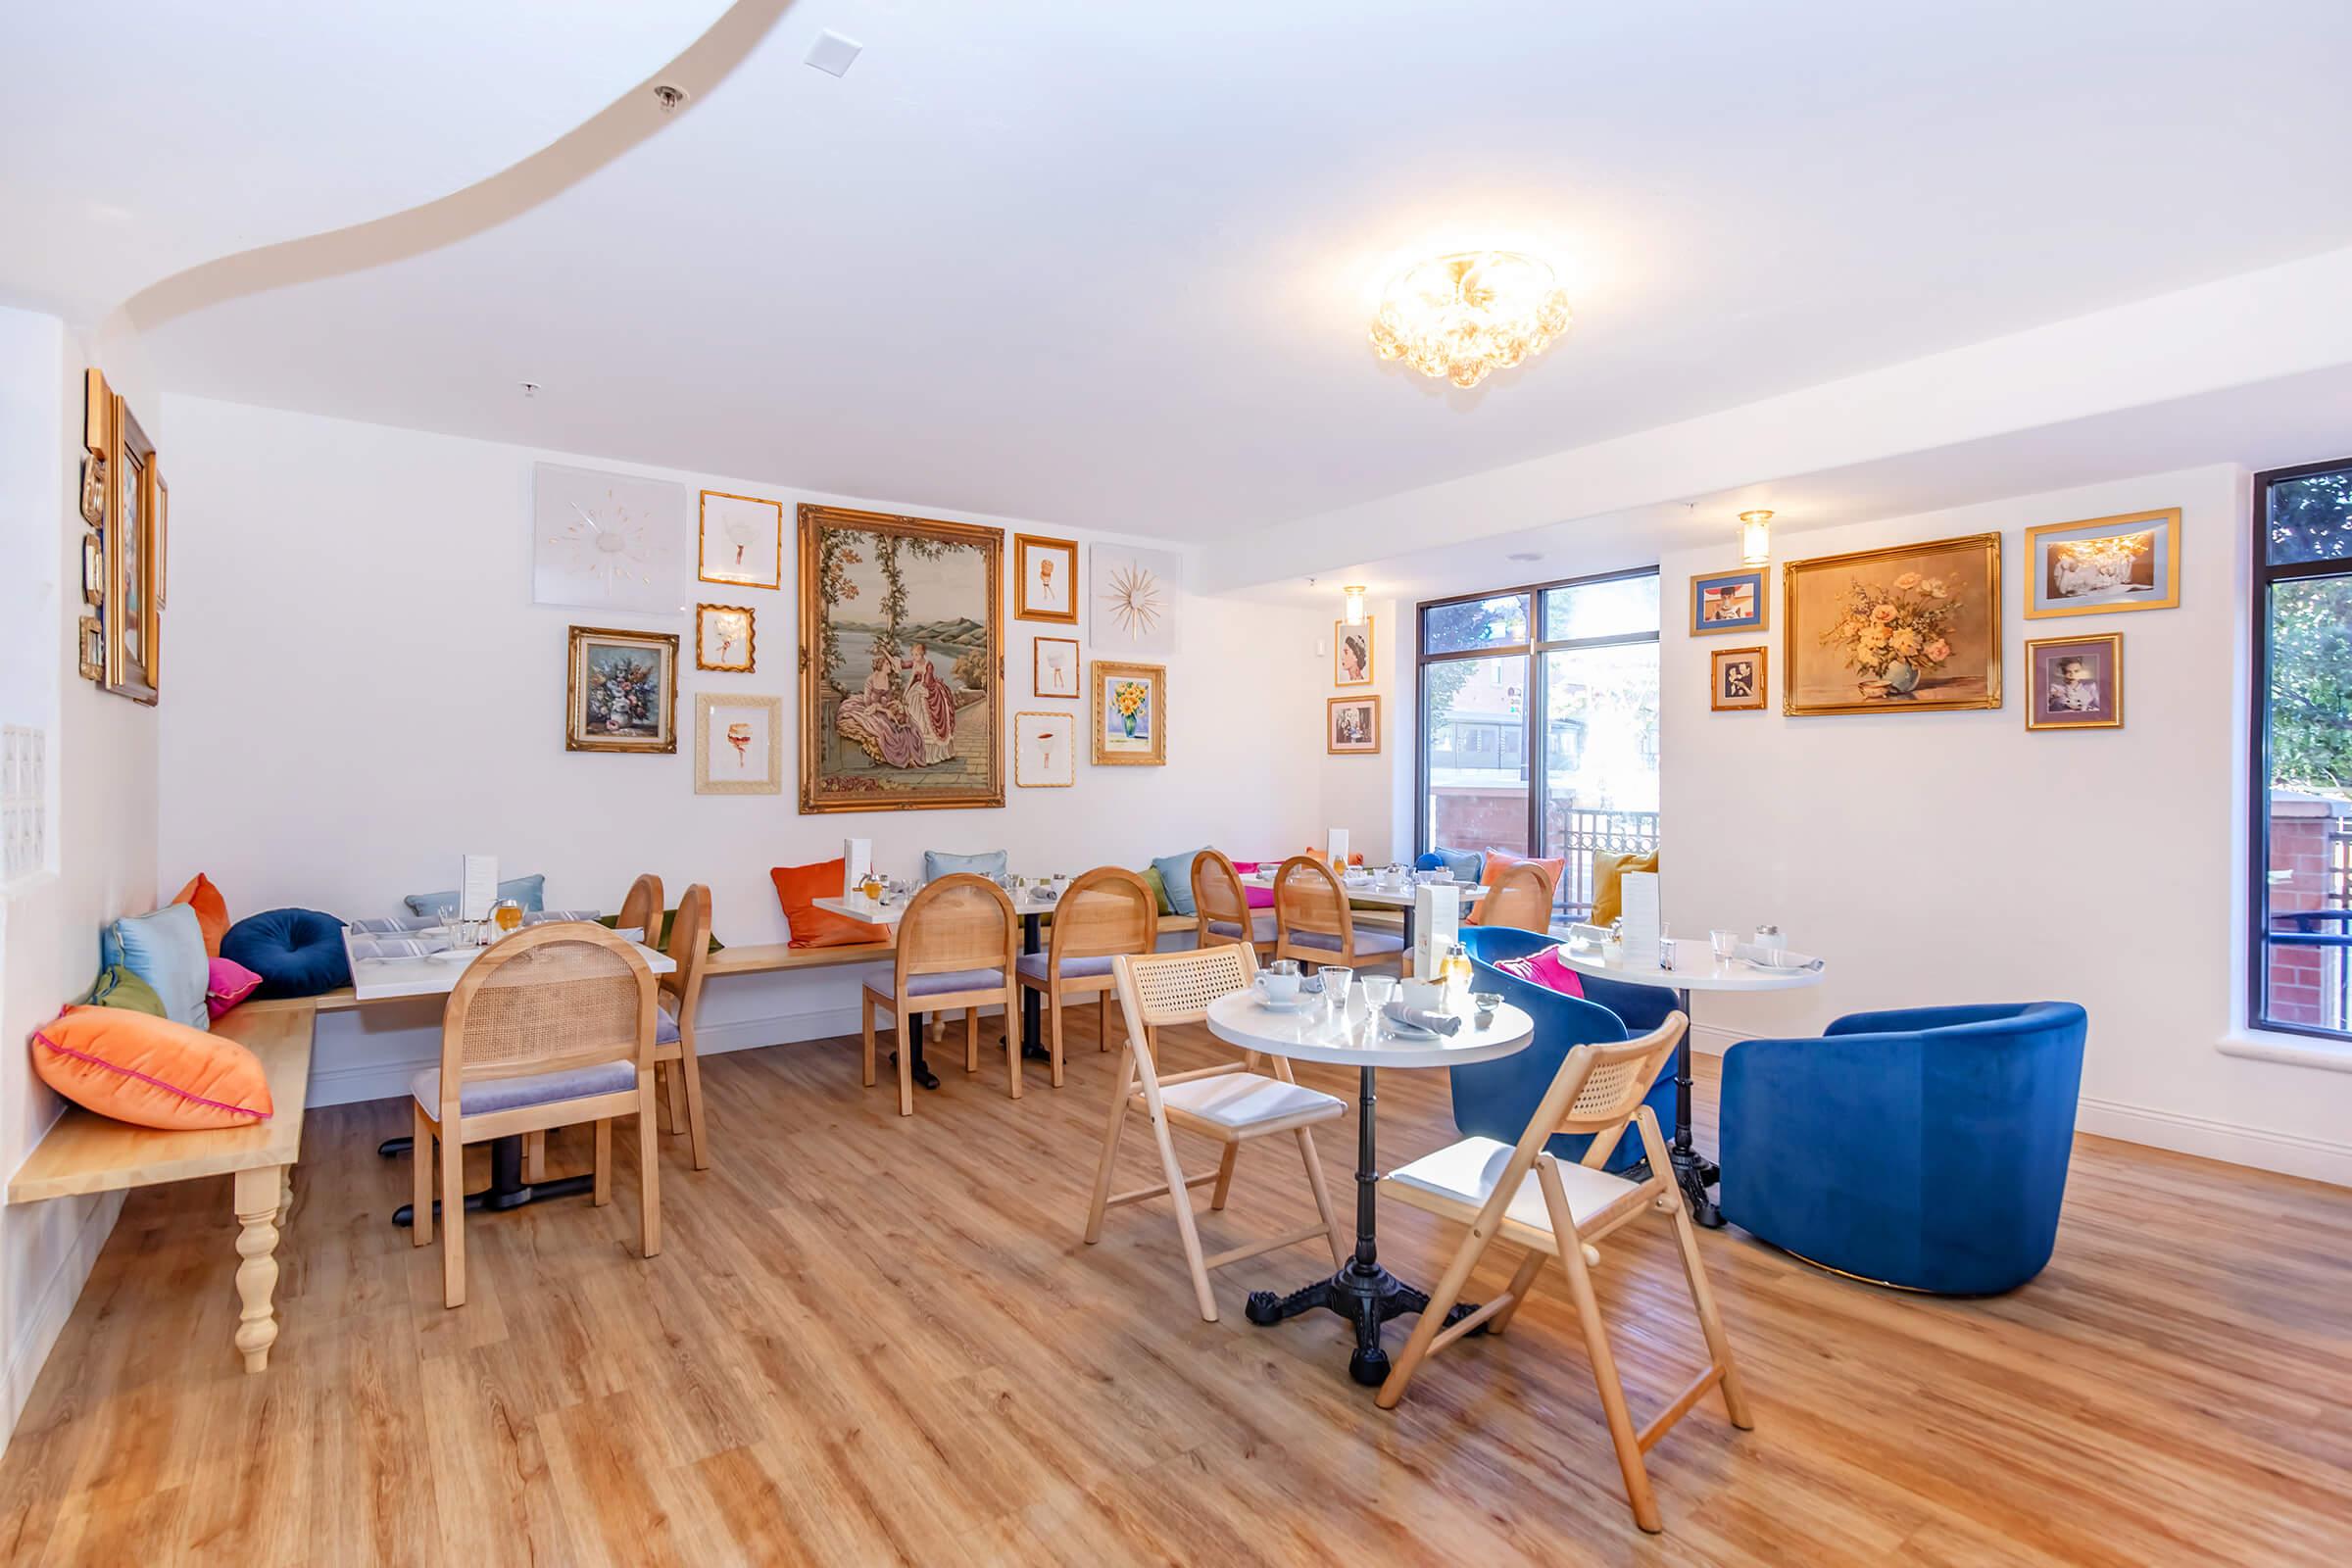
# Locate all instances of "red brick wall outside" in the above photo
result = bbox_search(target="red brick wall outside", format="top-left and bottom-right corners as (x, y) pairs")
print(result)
(1431, 785), (1530, 857)
(2266, 798), (2347, 1029)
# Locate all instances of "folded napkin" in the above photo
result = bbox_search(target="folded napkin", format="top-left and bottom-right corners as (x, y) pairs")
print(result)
(347, 914), (440, 935)
(523, 908), (609, 926)
(349, 934), (455, 961)
(1732, 943), (1823, 972)
(1382, 1001), (1462, 1037)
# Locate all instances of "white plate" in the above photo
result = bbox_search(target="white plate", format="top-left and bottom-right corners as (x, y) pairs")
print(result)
(1250, 993), (1314, 1012)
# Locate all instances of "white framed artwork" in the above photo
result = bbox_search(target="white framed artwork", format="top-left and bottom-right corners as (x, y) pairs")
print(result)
(1089, 543), (1181, 658)
(694, 693), (782, 795)
(1013, 710), (1075, 788)
(533, 463), (688, 613)
(1033, 635), (1080, 698)
(699, 489), (784, 590)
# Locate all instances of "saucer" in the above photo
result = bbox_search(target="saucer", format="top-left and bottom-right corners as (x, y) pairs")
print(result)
(1251, 993), (1313, 1012)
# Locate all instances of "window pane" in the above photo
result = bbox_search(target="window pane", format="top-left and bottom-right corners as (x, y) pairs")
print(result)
(1421, 594), (1530, 656)
(1424, 654), (1528, 857)
(2267, 466), (2352, 565)
(2259, 574), (2352, 1035)
(1543, 573), (1660, 642)
(1542, 643), (1660, 919)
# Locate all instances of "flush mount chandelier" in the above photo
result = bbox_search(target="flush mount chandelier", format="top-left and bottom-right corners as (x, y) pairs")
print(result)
(1369, 250), (1573, 388)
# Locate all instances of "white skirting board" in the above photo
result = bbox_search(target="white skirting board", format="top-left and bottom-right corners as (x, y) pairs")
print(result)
(3, 1189), (124, 1443)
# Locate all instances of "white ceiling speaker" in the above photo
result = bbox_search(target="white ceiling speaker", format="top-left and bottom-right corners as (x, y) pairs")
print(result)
(805, 30), (863, 77)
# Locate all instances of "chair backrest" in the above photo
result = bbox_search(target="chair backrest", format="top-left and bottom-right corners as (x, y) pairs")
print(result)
(1481, 861), (1556, 933)
(1112, 943), (1257, 1045)
(662, 882), (712, 1012)
(1533, 1013), (1687, 1165)
(440, 923), (657, 1102)
(895, 873), (1017, 985)
(1192, 849), (1250, 930)
(1051, 867), (1155, 965)
(1273, 855), (1352, 946)
(617, 872), (663, 942)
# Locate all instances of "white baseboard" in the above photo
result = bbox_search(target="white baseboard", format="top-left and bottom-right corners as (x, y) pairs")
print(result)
(3, 1188), (124, 1443)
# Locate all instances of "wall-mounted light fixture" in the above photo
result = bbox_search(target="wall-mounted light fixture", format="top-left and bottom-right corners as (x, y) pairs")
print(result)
(1739, 511), (1773, 567)
(1343, 585), (1367, 625)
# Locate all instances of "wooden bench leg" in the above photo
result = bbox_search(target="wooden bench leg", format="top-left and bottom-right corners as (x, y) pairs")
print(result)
(232, 1164), (284, 1372)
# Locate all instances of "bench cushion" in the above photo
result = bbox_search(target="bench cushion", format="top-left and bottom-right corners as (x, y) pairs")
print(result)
(413, 1060), (635, 1116)
(31, 1006), (274, 1130)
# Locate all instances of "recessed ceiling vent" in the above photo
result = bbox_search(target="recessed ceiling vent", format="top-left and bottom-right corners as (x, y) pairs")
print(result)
(805, 30), (863, 77)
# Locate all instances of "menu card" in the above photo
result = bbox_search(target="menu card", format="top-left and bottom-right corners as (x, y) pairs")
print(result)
(1619, 870), (1661, 967)
(843, 838), (872, 898)
(460, 854), (498, 921)
(1326, 827), (1350, 866)
(1413, 883), (1460, 979)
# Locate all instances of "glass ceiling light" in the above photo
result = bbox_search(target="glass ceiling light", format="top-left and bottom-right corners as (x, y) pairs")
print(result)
(1343, 585), (1367, 625)
(1740, 511), (1774, 567)
(1369, 251), (1573, 389)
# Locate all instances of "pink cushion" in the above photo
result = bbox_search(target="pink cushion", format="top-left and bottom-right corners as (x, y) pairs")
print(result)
(206, 956), (265, 1019)
(1245, 885), (1275, 908)
(1494, 945), (1586, 999)
(1230, 861), (1259, 873)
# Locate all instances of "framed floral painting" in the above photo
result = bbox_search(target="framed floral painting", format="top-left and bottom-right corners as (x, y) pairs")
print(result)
(1327, 695), (1380, 754)
(1091, 660), (1165, 765)
(1783, 534), (2001, 715)
(566, 625), (679, 753)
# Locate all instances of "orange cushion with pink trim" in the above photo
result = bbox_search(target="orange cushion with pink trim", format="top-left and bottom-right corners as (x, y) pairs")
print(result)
(1463, 849), (1565, 926)
(30, 1006), (274, 1130)
(172, 873), (230, 958)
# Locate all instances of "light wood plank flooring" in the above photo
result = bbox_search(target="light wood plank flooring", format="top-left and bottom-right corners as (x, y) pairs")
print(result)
(3, 1015), (2348, 1566)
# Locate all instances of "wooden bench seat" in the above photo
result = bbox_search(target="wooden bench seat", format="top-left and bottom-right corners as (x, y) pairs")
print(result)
(7, 1000), (317, 1372)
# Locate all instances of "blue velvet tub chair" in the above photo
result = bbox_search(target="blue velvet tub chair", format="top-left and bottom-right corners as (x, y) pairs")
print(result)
(1455, 925), (1679, 1175)
(1718, 1002), (2087, 1296)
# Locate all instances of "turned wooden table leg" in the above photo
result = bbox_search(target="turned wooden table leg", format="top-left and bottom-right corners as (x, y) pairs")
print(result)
(233, 1164), (284, 1373)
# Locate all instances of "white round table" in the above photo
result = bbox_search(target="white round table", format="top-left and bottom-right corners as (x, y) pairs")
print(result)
(1206, 987), (1533, 1388)
(1553, 943), (1826, 1228)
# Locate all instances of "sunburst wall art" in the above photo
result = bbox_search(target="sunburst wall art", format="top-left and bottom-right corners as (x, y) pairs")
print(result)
(1089, 543), (1181, 659)
(532, 462), (688, 614)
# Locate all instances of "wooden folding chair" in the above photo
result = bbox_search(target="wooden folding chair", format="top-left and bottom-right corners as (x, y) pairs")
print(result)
(1082, 945), (1348, 1322)
(1373, 1011), (1751, 1534)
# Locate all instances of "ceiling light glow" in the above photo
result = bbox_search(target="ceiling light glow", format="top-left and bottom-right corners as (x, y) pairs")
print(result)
(1369, 251), (1572, 389)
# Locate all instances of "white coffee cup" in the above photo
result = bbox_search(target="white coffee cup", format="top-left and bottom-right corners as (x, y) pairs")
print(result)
(1399, 978), (1443, 1011)
(1256, 961), (1303, 1005)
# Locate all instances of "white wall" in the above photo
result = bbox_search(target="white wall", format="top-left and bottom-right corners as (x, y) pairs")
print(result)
(1658, 464), (2352, 1185)
(1313, 594), (1413, 865)
(0, 308), (163, 1439)
(159, 397), (1326, 1102)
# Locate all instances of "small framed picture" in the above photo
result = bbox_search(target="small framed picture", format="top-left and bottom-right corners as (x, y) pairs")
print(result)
(2025, 509), (2179, 618)
(696, 604), (755, 671)
(1690, 568), (1767, 635)
(1334, 618), (1375, 686)
(1092, 660), (1166, 765)
(1033, 635), (1081, 698)
(699, 490), (784, 590)
(566, 625), (679, 753)
(694, 693), (782, 793)
(1327, 695), (1380, 754)
(2025, 634), (2123, 730)
(1710, 646), (1768, 711)
(1014, 533), (1079, 623)
(1014, 710), (1076, 787)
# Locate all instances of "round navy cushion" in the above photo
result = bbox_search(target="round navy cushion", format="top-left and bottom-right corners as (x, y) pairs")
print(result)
(220, 907), (352, 1000)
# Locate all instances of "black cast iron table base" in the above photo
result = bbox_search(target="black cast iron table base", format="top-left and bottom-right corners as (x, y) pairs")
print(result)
(1246, 1264), (1482, 1388)
(382, 1132), (593, 1227)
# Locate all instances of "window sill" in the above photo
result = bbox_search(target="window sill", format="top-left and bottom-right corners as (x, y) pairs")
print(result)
(2217, 1029), (2352, 1074)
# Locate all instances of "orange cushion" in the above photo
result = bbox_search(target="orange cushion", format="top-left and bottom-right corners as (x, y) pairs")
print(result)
(1464, 849), (1565, 926)
(172, 872), (230, 958)
(769, 860), (888, 949)
(30, 1006), (274, 1130)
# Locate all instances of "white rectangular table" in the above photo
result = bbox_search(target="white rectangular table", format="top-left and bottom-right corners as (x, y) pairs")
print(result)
(1238, 871), (1486, 962)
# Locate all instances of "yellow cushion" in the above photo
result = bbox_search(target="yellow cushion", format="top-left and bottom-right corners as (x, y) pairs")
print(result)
(1589, 851), (1658, 926)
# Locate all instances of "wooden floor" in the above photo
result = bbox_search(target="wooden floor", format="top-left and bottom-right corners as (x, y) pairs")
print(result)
(4, 1014), (2349, 1567)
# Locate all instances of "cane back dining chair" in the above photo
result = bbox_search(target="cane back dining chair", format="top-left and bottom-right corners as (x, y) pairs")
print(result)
(615, 871), (663, 945)
(1014, 866), (1156, 1088)
(1373, 1010), (1751, 1534)
(860, 873), (1021, 1116)
(1271, 855), (1407, 975)
(1193, 849), (1277, 959)
(1082, 944), (1348, 1322)
(1477, 860), (1557, 934)
(412, 922), (663, 1309)
(652, 883), (714, 1167)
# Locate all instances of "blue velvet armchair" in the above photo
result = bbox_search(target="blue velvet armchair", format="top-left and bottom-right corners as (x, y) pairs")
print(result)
(1718, 1002), (2087, 1296)
(1455, 926), (1679, 1174)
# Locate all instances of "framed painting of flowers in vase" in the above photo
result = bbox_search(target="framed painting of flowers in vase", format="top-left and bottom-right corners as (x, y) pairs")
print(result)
(1783, 533), (2001, 715)
(1091, 660), (1165, 765)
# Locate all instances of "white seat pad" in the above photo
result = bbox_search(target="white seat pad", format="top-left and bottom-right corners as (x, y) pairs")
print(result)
(1154, 1073), (1342, 1130)
(1386, 1135), (1638, 1231)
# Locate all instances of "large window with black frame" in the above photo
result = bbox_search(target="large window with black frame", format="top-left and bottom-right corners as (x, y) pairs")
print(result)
(2251, 458), (2352, 1042)
(1416, 568), (1659, 924)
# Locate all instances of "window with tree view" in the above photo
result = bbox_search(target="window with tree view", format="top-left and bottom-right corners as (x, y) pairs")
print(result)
(2252, 458), (2352, 1041)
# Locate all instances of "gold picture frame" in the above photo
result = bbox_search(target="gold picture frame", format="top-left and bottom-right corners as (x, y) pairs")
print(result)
(2024, 508), (2180, 619)
(1032, 635), (1081, 698)
(1783, 533), (2001, 716)
(1013, 532), (1079, 624)
(698, 489), (784, 590)
(1327, 695), (1380, 754)
(1334, 617), (1375, 686)
(1710, 646), (1768, 711)
(695, 603), (756, 672)
(1091, 660), (1165, 765)
(2024, 634), (2124, 731)
(102, 388), (161, 705)
(1013, 710), (1077, 787)
(565, 625), (679, 753)
(693, 693), (784, 793)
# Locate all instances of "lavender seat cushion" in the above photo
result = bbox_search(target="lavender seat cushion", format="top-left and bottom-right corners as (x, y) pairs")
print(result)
(1015, 952), (1117, 982)
(1292, 928), (1405, 955)
(412, 1059), (635, 1116)
(1207, 912), (1278, 942)
(657, 1001), (680, 1046)
(876, 967), (1004, 998)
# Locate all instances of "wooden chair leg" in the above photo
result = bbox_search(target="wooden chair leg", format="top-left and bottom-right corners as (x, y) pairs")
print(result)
(1049, 992), (1065, 1086)
(440, 1131), (467, 1309)
(1485, 1249), (1551, 1336)
(860, 995), (877, 1088)
(677, 1031), (710, 1172)
(1374, 1203), (1497, 1410)
(1151, 1107), (1218, 1322)
(637, 1073), (662, 1258)
(964, 1006), (981, 1075)
(998, 1003), (1020, 1099)
(1293, 1126), (1347, 1265)
(662, 1060), (687, 1135)
(1082, 1054), (1137, 1245)
(1669, 1183), (1753, 1430)
(1209, 1142), (1240, 1211)
(1098, 990), (1111, 1051)
(593, 1120), (612, 1206)
(412, 1105), (433, 1248)
(896, 1008), (915, 1117)
(1542, 1159), (1661, 1533)
(521, 1129), (547, 1184)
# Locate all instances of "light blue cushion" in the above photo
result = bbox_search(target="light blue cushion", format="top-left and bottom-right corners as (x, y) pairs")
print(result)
(1207, 912), (1278, 942)
(412, 1059), (635, 1115)
(1418, 849), (1485, 884)
(922, 850), (1007, 881)
(100, 904), (210, 1030)
(1015, 952), (1118, 982)
(402, 873), (546, 918)
(1152, 850), (1207, 916)
(877, 967), (1004, 998)
(657, 1001), (680, 1047)
(1291, 928), (1405, 955)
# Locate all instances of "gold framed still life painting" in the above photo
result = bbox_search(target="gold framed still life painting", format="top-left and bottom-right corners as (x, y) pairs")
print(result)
(1783, 533), (2001, 716)
(800, 504), (1004, 812)
(565, 625), (679, 754)
(1091, 660), (1165, 766)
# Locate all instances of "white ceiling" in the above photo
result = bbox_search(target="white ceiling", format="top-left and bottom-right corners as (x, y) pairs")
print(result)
(16, 1), (2352, 541)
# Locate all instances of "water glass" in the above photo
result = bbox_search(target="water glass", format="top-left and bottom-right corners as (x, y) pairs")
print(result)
(433, 904), (457, 937)
(1360, 974), (1397, 1011)
(1318, 965), (1353, 1010)
(1710, 929), (1740, 962)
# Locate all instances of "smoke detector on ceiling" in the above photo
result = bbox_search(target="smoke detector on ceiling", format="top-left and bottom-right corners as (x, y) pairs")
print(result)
(651, 83), (690, 114)
(806, 30), (863, 77)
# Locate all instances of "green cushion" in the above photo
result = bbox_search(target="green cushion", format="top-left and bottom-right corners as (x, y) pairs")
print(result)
(598, 909), (723, 954)
(78, 964), (168, 1016)
(1137, 866), (1178, 917)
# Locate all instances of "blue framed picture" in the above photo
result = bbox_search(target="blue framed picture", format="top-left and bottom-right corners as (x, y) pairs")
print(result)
(1690, 568), (1767, 635)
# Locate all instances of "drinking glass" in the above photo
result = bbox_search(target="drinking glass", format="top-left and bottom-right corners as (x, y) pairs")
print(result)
(1710, 929), (1740, 961)
(1361, 975), (1397, 1011)
(433, 904), (457, 937)
(1317, 965), (1353, 1010)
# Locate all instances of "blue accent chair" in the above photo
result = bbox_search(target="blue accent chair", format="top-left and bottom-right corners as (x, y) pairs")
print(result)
(1455, 926), (1680, 1175)
(1719, 1002), (2087, 1296)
